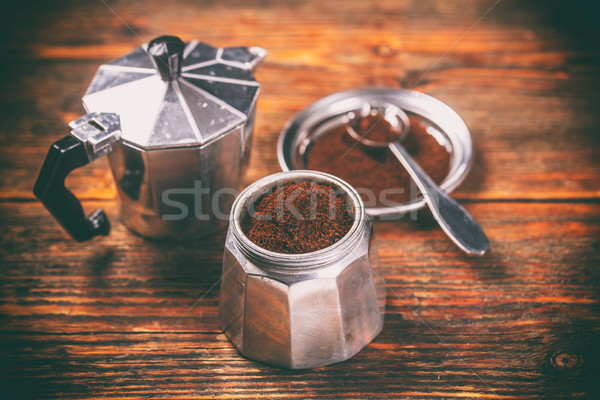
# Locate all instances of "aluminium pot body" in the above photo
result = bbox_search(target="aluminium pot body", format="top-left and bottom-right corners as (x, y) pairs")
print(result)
(219, 170), (386, 369)
(83, 37), (265, 240)
(34, 36), (266, 242)
(107, 122), (248, 239)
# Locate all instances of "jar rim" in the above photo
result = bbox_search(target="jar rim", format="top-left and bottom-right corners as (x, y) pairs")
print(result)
(229, 170), (366, 268)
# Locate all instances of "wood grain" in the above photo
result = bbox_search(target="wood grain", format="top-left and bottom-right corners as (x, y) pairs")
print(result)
(1, 1), (599, 202)
(1, 0), (599, 399)
(1, 201), (599, 398)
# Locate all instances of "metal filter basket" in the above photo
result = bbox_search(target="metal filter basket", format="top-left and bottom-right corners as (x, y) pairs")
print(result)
(219, 170), (386, 369)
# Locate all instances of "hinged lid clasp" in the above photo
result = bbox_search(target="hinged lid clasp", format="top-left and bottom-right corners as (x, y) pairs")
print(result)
(69, 112), (122, 161)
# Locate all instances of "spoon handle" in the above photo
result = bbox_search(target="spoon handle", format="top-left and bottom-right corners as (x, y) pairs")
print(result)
(388, 142), (490, 255)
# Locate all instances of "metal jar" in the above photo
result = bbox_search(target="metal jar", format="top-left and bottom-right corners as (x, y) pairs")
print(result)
(218, 170), (386, 369)
(278, 88), (474, 218)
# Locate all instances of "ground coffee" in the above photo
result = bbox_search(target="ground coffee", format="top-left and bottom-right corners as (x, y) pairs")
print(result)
(306, 115), (451, 207)
(356, 113), (402, 143)
(241, 181), (354, 254)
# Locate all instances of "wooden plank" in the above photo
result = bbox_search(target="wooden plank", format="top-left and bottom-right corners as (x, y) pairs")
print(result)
(1, 0), (600, 399)
(3, 61), (599, 201)
(0, 201), (598, 398)
(1, 1), (599, 202)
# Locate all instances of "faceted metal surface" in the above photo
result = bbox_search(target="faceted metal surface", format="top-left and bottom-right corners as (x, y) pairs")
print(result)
(82, 40), (264, 149)
(78, 37), (265, 240)
(107, 125), (244, 240)
(220, 222), (385, 369)
(218, 171), (386, 369)
(68, 113), (121, 161)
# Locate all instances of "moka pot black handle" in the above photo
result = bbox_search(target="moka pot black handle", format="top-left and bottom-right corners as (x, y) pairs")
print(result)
(33, 113), (121, 242)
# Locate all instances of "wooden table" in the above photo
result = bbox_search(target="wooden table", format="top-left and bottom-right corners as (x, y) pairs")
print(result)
(1, 0), (599, 398)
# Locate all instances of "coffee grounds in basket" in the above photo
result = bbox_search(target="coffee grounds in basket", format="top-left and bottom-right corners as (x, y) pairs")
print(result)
(241, 181), (354, 254)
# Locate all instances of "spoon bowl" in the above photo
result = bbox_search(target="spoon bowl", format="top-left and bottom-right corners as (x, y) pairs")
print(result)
(346, 102), (411, 149)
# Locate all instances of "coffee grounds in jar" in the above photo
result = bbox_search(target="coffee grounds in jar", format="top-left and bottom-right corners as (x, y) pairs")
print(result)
(356, 113), (401, 143)
(241, 181), (354, 254)
(306, 115), (451, 207)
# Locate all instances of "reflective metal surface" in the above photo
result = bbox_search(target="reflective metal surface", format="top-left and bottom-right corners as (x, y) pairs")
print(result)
(108, 126), (243, 239)
(345, 102), (411, 147)
(219, 171), (386, 369)
(277, 88), (474, 218)
(68, 113), (121, 161)
(83, 39), (264, 149)
(345, 106), (490, 255)
(79, 36), (266, 240)
(387, 141), (490, 255)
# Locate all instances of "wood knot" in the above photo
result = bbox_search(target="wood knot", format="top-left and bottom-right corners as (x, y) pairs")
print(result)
(374, 45), (398, 57)
(550, 351), (583, 370)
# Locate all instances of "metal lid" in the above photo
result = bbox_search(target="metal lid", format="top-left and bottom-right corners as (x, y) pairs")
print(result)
(277, 88), (474, 218)
(82, 35), (266, 149)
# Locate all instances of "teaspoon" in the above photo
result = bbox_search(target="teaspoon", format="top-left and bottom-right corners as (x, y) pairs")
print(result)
(346, 103), (490, 255)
